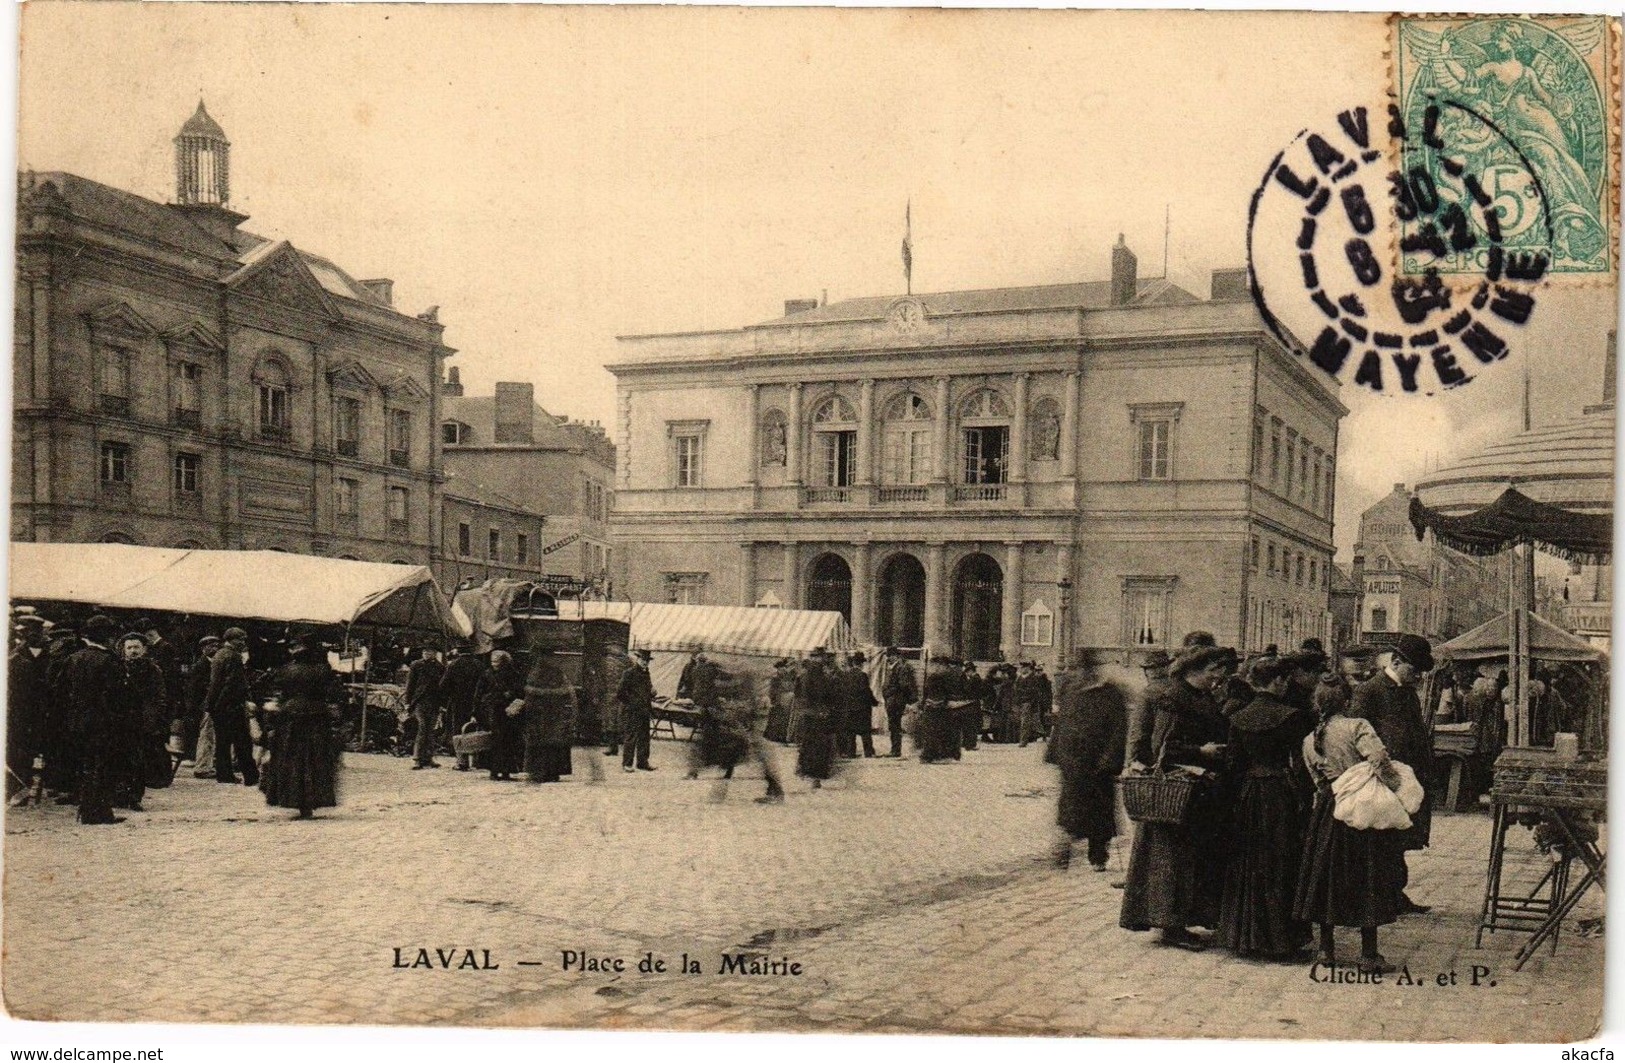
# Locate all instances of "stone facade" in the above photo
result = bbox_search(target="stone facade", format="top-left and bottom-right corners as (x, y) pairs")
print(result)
(1352, 483), (1502, 642)
(12, 107), (450, 562)
(436, 473), (549, 589)
(608, 246), (1346, 668)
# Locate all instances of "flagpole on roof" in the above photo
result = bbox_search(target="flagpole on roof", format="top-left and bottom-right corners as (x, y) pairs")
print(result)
(902, 200), (913, 296)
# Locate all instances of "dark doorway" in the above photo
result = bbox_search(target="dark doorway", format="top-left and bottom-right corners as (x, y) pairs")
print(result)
(952, 552), (1004, 661)
(877, 552), (926, 648)
(805, 552), (853, 625)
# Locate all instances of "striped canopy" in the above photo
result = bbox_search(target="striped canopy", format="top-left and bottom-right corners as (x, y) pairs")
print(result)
(561, 600), (855, 657)
(1412, 407), (1614, 516)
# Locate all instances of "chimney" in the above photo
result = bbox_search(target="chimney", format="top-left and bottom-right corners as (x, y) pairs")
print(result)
(1393, 482), (1407, 493)
(494, 382), (535, 444)
(783, 298), (819, 316)
(1210, 267), (1249, 301)
(1110, 234), (1138, 306)
(359, 279), (394, 307)
(442, 366), (464, 398)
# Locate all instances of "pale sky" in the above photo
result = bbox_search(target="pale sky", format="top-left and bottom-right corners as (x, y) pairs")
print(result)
(17, 4), (1619, 556)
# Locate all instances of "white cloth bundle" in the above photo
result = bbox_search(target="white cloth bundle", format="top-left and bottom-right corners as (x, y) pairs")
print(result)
(1330, 759), (1424, 831)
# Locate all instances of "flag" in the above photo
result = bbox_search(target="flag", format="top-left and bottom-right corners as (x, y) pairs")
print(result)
(901, 200), (913, 294)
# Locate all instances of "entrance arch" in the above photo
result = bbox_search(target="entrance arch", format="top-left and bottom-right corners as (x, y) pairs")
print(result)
(805, 552), (853, 625)
(952, 552), (1004, 661)
(876, 552), (926, 648)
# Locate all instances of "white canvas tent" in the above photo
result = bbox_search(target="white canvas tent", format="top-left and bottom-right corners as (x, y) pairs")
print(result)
(9, 543), (471, 638)
(556, 600), (856, 698)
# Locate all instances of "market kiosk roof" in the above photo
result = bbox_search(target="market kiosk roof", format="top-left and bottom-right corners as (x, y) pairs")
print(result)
(1437, 608), (1603, 664)
(9, 543), (471, 637)
(562, 601), (855, 657)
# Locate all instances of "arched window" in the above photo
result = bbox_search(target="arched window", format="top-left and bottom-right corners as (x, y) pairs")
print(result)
(809, 395), (858, 488)
(1028, 396), (1062, 462)
(759, 409), (787, 467)
(881, 392), (932, 485)
(957, 388), (1011, 485)
(252, 356), (292, 441)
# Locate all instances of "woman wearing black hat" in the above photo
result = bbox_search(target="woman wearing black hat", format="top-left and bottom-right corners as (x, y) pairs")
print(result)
(261, 633), (342, 819)
(1119, 645), (1233, 950)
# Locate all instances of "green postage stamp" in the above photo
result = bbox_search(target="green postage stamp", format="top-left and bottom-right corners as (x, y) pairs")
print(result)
(1394, 14), (1619, 279)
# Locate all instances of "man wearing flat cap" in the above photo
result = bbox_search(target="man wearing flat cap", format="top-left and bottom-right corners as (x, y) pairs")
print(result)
(1348, 632), (1436, 914)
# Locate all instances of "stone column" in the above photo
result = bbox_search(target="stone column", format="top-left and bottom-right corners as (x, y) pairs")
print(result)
(1060, 371), (1080, 479)
(745, 384), (761, 487)
(1010, 372), (1029, 483)
(857, 379), (875, 486)
(1002, 541), (1024, 661)
(852, 540), (873, 643)
(924, 542), (948, 652)
(781, 541), (799, 609)
(932, 376), (951, 483)
(740, 541), (756, 606)
(787, 383), (804, 485)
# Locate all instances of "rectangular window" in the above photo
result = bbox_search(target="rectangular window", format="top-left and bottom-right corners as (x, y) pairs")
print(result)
(1267, 543), (1277, 577)
(1285, 433), (1297, 497)
(1310, 558), (1318, 588)
(665, 573), (707, 605)
(884, 426), (931, 485)
(99, 442), (131, 484)
(100, 347), (131, 415)
(1270, 422), (1282, 485)
(1299, 451), (1310, 500)
(172, 361), (202, 427)
(388, 408), (411, 467)
(488, 528), (501, 562)
(1311, 453), (1322, 511)
(387, 487), (409, 536)
(458, 522), (472, 556)
(335, 397), (362, 457)
(334, 477), (359, 516)
(516, 533), (529, 564)
(172, 453), (199, 494)
(963, 426), (1010, 484)
(259, 384), (290, 438)
(818, 430), (857, 488)
(1252, 418), (1265, 478)
(1123, 586), (1171, 648)
(1020, 607), (1055, 647)
(1250, 536), (1260, 570)
(1137, 420), (1171, 480)
(675, 435), (704, 487)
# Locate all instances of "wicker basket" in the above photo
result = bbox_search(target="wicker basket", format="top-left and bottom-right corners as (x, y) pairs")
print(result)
(452, 730), (492, 756)
(1119, 773), (1200, 825)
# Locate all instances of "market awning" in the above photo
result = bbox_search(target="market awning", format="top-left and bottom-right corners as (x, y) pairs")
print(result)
(9, 543), (471, 638)
(1411, 407), (1615, 516)
(562, 601), (855, 657)
(1409, 488), (1613, 565)
(1437, 608), (1604, 664)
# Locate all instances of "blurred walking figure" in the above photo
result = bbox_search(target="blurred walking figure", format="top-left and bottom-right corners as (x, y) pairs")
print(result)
(522, 647), (576, 784)
(439, 646), (487, 771)
(615, 649), (656, 773)
(1047, 649), (1128, 872)
(763, 659), (797, 745)
(184, 635), (221, 777)
(915, 653), (962, 764)
(838, 652), (878, 758)
(404, 647), (446, 770)
(795, 648), (840, 788)
(880, 648), (916, 758)
(261, 632), (342, 820)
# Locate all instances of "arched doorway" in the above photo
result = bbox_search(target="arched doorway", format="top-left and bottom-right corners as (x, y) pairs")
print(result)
(805, 552), (853, 625)
(876, 552), (926, 648)
(952, 553), (1003, 661)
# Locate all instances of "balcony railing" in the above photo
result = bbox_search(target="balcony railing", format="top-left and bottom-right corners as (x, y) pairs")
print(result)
(802, 486), (853, 504)
(953, 483), (1007, 502)
(877, 485), (929, 503)
(99, 479), (132, 503)
(336, 439), (359, 458)
(99, 394), (130, 417)
(259, 422), (292, 443)
(172, 408), (201, 430)
(173, 490), (202, 514)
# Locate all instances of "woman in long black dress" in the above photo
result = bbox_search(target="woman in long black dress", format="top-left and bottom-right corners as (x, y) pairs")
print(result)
(795, 649), (838, 787)
(1216, 657), (1315, 958)
(1119, 645), (1232, 950)
(523, 648), (575, 784)
(478, 650), (524, 781)
(261, 633), (341, 820)
(1293, 674), (1406, 973)
(915, 655), (962, 764)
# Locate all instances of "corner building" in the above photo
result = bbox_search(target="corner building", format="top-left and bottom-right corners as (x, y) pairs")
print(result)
(609, 242), (1346, 668)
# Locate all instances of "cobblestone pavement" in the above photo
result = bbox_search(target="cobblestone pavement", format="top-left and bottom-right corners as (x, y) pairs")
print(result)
(3, 740), (1602, 1041)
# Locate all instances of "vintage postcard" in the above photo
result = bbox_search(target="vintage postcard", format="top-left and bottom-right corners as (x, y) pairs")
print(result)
(4, 3), (1618, 1049)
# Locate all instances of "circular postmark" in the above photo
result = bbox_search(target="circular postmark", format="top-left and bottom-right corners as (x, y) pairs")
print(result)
(1248, 101), (1553, 396)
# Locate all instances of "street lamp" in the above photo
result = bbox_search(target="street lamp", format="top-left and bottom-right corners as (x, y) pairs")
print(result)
(1057, 577), (1073, 663)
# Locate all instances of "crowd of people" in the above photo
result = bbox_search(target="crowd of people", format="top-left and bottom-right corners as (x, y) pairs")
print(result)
(1050, 630), (1443, 974)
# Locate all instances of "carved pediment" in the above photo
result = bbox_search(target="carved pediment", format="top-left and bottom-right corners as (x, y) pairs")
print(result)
(227, 242), (339, 320)
(86, 301), (158, 341)
(383, 373), (431, 402)
(328, 360), (380, 392)
(161, 320), (224, 353)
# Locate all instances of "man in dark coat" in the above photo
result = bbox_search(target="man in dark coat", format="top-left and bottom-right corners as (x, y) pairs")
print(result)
(63, 616), (126, 825)
(880, 648), (916, 758)
(1348, 633), (1435, 914)
(957, 662), (985, 751)
(7, 616), (51, 799)
(440, 647), (489, 770)
(837, 653), (877, 758)
(404, 647), (447, 770)
(40, 624), (81, 797)
(678, 647), (720, 709)
(1047, 649), (1128, 871)
(205, 627), (259, 786)
(182, 635), (221, 774)
(134, 617), (182, 718)
(615, 649), (656, 772)
(1016, 661), (1044, 747)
